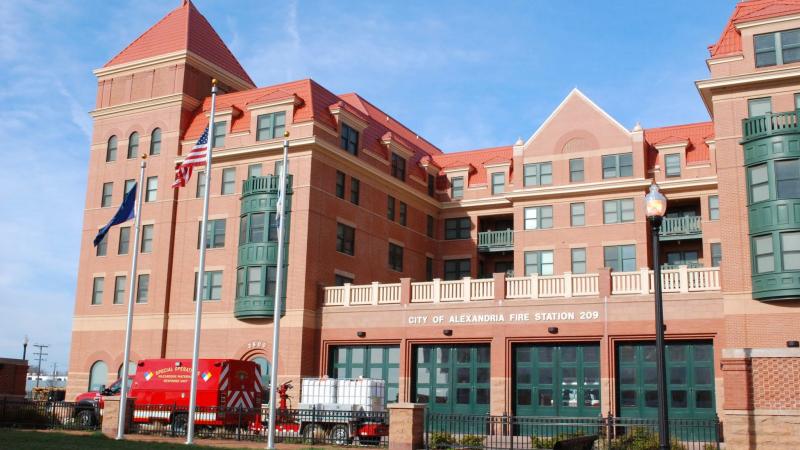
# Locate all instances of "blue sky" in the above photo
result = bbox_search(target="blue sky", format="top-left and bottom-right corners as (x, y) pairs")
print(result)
(0, 0), (733, 373)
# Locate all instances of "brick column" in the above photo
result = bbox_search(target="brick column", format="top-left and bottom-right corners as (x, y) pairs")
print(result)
(387, 403), (426, 450)
(400, 278), (412, 304)
(100, 396), (134, 437)
(493, 272), (506, 302)
(721, 358), (753, 410)
(597, 267), (612, 298)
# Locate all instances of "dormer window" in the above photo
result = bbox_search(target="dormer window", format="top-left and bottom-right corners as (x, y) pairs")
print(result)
(755, 28), (800, 68)
(340, 123), (359, 155)
(212, 121), (227, 148)
(391, 153), (406, 181)
(451, 176), (464, 199)
(491, 172), (505, 195)
(256, 112), (286, 141)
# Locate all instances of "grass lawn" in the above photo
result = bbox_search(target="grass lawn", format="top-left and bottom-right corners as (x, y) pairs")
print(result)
(0, 429), (275, 449)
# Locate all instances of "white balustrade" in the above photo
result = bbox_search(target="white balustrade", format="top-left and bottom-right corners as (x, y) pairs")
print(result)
(377, 283), (401, 304)
(611, 271), (642, 295)
(440, 280), (464, 302)
(505, 277), (531, 299)
(470, 278), (494, 300)
(411, 281), (434, 303)
(687, 267), (720, 291)
(350, 285), (372, 305)
(322, 267), (722, 306)
(572, 273), (599, 296)
(538, 275), (565, 298)
(323, 286), (344, 306)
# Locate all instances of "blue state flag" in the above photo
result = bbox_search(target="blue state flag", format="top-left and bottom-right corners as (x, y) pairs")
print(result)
(94, 184), (137, 247)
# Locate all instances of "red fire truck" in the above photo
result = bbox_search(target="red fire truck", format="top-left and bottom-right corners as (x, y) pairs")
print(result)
(74, 358), (262, 434)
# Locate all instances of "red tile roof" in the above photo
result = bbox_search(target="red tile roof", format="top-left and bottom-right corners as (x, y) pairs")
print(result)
(431, 146), (513, 186)
(644, 122), (714, 166)
(183, 81), (445, 182)
(709, 0), (800, 57)
(183, 79), (337, 139)
(105, 0), (254, 86)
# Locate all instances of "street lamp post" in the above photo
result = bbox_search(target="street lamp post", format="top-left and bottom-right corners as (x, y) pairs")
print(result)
(645, 183), (669, 450)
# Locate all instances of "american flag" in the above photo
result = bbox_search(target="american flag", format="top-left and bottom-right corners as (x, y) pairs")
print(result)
(172, 126), (209, 188)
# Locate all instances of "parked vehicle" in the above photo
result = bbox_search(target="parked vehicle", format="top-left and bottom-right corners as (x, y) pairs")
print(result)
(73, 358), (262, 434)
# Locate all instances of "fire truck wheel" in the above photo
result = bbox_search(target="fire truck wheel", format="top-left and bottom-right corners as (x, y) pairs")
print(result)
(302, 423), (325, 442)
(329, 424), (351, 445)
(171, 413), (188, 437)
(76, 410), (95, 427)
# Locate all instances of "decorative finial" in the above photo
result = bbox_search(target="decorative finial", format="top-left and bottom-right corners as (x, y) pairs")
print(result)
(515, 137), (524, 146)
(141, 153), (148, 160)
(284, 131), (290, 138)
(211, 78), (218, 86)
(632, 122), (642, 132)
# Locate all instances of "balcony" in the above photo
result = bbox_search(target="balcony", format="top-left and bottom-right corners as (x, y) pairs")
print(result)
(322, 266), (721, 306)
(659, 216), (701, 241)
(477, 229), (514, 252)
(741, 110), (800, 142)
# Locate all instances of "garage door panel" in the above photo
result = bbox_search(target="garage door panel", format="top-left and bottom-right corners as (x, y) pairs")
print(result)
(513, 343), (601, 417)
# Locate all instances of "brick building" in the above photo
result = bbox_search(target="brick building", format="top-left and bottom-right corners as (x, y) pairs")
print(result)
(68, 1), (800, 447)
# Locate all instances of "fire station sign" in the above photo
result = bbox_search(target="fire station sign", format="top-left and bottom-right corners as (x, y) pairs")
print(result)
(407, 310), (601, 325)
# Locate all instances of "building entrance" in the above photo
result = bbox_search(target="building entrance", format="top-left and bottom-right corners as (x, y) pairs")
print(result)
(513, 343), (601, 417)
(616, 341), (716, 419)
(412, 344), (490, 415)
(328, 345), (400, 403)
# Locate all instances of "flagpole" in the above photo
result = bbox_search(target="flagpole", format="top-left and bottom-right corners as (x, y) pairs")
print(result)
(187, 78), (218, 445)
(115, 155), (147, 440)
(266, 132), (289, 450)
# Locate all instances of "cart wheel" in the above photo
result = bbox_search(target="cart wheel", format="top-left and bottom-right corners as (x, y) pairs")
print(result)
(171, 413), (188, 437)
(76, 410), (95, 427)
(330, 424), (351, 446)
(303, 423), (325, 443)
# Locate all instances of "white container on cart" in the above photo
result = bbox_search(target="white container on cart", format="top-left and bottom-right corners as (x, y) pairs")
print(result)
(336, 379), (386, 412)
(300, 378), (337, 405)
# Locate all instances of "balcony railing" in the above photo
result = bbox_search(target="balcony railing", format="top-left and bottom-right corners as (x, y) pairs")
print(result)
(742, 110), (800, 142)
(321, 266), (721, 306)
(477, 229), (514, 252)
(659, 215), (701, 241)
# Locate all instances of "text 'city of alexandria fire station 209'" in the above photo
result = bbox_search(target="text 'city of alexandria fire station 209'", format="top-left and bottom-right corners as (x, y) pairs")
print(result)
(68, 1), (800, 448)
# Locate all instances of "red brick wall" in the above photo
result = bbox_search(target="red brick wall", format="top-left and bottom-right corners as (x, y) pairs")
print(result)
(752, 358), (800, 410)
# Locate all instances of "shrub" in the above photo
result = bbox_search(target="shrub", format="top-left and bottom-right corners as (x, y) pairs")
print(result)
(430, 431), (458, 449)
(606, 427), (686, 450)
(459, 434), (485, 449)
(530, 430), (585, 449)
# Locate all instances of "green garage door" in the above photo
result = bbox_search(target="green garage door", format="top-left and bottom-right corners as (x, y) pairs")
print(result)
(328, 345), (400, 403)
(413, 344), (490, 415)
(617, 341), (715, 419)
(513, 343), (601, 417)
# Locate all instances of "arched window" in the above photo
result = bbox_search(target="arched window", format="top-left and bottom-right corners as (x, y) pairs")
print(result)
(106, 136), (117, 162)
(251, 356), (270, 388)
(117, 360), (137, 379)
(88, 360), (108, 392)
(150, 128), (162, 156)
(127, 132), (139, 159)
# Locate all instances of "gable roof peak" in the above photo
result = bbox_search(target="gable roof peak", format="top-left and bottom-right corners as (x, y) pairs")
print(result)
(104, 1), (254, 86)
(524, 88), (630, 147)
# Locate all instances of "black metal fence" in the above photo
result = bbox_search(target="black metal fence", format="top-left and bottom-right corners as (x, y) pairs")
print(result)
(129, 404), (389, 447)
(0, 399), (99, 431)
(425, 412), (721, 450)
